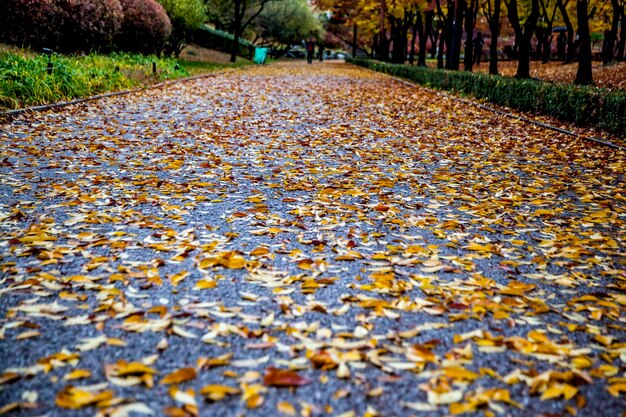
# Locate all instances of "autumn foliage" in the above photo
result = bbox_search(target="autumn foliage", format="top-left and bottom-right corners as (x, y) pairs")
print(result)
(57, 0), (124, 52)
(0, 0), (64, 50)
(115, 0), (172, 54)
(0, 0), (171, 54)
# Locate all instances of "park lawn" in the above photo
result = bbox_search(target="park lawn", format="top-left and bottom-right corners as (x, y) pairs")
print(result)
(0, 44), (251, 111)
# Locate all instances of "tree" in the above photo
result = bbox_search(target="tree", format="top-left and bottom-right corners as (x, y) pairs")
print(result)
(206, 0), (272, 61)
(556, 0), (575, 62)
(537, 0), (558, 63)
(410, 8), (434, 66)
(313, 0), (358, 53)
(505, 0), (540, 78)
(253, 0), (323, 48)
(158, 0), (207, 56)
(449, 0), (464, 69)
(574, 0), (592, 84)
(603, 0), (624, 63)
(434, 0), (454, 68)
(463, 0), (480, 71)
(482, 0), (502, 74)
(617, 0), (626, 60)
(387, 0), (417, 63)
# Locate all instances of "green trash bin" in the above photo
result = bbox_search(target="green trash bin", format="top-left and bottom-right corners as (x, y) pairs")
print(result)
(253, 47), (268, 64)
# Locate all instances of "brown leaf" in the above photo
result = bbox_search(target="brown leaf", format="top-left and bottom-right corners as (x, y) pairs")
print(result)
(160, 367), (197, 385)
(263, 367), (312, 387)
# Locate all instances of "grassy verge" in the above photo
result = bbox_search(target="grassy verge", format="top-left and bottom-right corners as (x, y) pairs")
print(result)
(348, 58), (626, 138)
(0, 49), (249, 111)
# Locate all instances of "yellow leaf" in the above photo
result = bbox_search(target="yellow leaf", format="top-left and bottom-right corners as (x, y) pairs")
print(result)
(541, 384), (564, 401)
(160, 367), (197, 385)
(562, 384), (579, 401)
(56, 387), (113, 409)
(246, 393), (264, 409)
(443, 366), (480, 381)
(277, 401), (296, 415)
(250, 247), (270, 256)
(200, 384), (240, 401)
(64, 369), (92, 381)
(169, 271), (189, 287)
(116, 362), (158, 376)
(195, 279), (217, 289)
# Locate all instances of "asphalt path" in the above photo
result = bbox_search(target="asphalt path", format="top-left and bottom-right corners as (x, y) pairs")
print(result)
(1, 61), (625, 417)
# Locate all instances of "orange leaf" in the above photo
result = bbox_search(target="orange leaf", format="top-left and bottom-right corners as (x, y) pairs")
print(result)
(263, 367), (312, 387)
(160, 367), (197, 385)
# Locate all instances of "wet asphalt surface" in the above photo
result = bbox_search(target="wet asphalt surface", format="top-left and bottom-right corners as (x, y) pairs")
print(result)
(0, 61), (625, 417)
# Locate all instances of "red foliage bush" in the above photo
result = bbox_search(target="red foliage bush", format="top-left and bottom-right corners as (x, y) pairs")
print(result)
(0, 0), (123, 52)
(57, 0), (123, 52)
(115, 0), (172, 54)
(0, 0), (62, 50)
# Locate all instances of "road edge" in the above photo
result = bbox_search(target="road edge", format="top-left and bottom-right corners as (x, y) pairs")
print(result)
(0, 67), (243, 121)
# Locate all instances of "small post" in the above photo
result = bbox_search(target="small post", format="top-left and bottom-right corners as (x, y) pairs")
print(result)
(43, 48), (53, 74)
(152, 62), (157, 74)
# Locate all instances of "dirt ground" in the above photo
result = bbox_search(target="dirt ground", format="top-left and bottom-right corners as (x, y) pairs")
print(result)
(472, 59), (626, 90)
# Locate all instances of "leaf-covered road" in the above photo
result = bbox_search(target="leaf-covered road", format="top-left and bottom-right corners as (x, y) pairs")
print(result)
(1, 62), (625, 417)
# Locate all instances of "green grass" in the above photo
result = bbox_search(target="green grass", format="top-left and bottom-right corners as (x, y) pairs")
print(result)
(0, 50), (247, 110)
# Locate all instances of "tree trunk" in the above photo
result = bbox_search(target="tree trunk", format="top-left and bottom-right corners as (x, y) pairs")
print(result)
(389, 16), (408, 64)
(507, 0), (539, 78)
(230, 0), (242, 62)
(438, 26), (446, 68)
(379, 32), (390, 61)
(410, 15), (419, 65)
(557, 0), (575, 63)
(464, 0), (479, 71)
(429, 16), (439, 58)
(449, 0), (464, 70)
(419, 11), (431, 66)
(575, 0), (593, 84)
(541, 27), (553, 63)
(603, 0), (620, 63)
(352, 23), (358, 58)
(618, 7), (626, 60)
(487, 0), (501, 75)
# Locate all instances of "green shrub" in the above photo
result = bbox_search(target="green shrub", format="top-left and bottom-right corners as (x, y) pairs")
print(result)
(116, 0), (172, 55)
(157, 0), (206, 56)
(192, 26), (254, 59)
(347, 58), (626, 137)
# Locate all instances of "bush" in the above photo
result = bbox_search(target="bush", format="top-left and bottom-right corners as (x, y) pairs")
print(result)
(0, 0), (123, 53)
(57, 0), (123, 53)
(157, 0), (206, 56)
(347, 58), (626, 137)
(0, 0), (63, 50)
(116, 0), (172, 55)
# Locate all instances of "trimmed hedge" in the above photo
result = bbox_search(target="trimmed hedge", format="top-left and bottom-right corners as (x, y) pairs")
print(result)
(116, 0), (172, 55)
(192, 26), (255, 59)
(347, 58), (626, 137)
